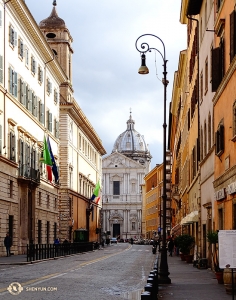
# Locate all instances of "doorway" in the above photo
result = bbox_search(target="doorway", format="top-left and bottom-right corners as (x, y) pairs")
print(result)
(113, 224), (120, 238)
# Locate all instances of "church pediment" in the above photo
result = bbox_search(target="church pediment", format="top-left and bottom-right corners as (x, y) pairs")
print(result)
(109, 210), (124, 221)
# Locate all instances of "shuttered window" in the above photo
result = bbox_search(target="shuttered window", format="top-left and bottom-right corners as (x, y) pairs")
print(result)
(215, 124), (224, 156)
(38, 66), (43, 83)
(32, 94), (38, 117)
(55, 119), (59, 138)
(48, 111), (52, 132)
(9, 131), (15, 161)
(39, 101), (44, 125)
(19, 40), (24, 59)
(9, 25), (17, 47)
(9, 67), (17, 97)
(230, 11), (236, 62)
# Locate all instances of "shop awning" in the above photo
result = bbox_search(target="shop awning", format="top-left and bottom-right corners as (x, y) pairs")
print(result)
(180, 211), (198, 225)
(171, 224), (181, 236)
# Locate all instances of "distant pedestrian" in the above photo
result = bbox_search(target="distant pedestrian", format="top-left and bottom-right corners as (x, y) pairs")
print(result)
(4, 233), (12, 257)
(54, 238), (60, 245)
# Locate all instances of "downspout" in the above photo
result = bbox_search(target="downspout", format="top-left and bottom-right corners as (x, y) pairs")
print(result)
(3, 0), (13, 155)
(44, 54), (55, 129)
(187, 15), (201, 255)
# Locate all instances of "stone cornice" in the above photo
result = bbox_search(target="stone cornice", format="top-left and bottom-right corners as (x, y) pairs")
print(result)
(213, 164), (236, 189)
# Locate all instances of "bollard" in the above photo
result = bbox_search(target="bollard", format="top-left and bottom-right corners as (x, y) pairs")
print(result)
(141, 291), (151, 299)
(144, 283), (153, 293)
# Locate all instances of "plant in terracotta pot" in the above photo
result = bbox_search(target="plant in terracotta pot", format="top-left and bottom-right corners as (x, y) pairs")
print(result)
(206, 230), (223, 284)
(175, 234), (194, 262)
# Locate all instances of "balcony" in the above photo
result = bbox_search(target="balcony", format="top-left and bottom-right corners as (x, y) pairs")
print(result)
(18, 164), (40, 184)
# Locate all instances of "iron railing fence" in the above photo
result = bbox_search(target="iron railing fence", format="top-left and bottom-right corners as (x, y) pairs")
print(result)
(27, 242), (94, 262)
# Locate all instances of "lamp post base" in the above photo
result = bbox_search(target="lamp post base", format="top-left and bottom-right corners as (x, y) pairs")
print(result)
(158, 246), (171, 284)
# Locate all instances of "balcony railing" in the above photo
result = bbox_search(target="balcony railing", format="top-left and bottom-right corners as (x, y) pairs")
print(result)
(18, 164), (40, 183)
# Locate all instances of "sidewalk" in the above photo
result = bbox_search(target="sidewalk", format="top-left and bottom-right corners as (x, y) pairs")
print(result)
(158, 254), (232, 300)
(0, 254), (28, 265)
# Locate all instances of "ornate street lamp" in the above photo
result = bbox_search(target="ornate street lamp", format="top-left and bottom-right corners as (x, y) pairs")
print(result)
(135, 34), (171, 284)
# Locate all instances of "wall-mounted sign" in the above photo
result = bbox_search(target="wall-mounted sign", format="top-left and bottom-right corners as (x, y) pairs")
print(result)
(214, 188), (225, 201)
(227, 182), (236, 195)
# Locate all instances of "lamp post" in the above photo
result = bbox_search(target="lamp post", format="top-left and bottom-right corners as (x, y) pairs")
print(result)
(135, 34), (171, 284)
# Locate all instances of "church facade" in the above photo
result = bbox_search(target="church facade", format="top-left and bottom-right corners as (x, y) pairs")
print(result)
(102, 114), (151, 240)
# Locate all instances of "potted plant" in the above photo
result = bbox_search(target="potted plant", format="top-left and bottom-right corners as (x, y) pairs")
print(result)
(175, 234), (194, 263)
(206, 230), (223, 284)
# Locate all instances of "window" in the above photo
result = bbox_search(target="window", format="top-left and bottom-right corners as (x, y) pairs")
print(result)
(113, 181), (120, 195)
(38, 65), (43, 83)
(9, 25), (17, 47)
(205, 57), (208, 93)
(0, 55), (3, 84)
(212, 37), (225, 92)
(132, 222), (136, 230)
(54, 119), (59, 138)
(9, 180), (13, 198)
(32, 93), (38, 117)
(31, 56), (37, 75)
(19, 39), (24, 59)
(9, 131), (15, 161)
(215, 124), (224, 156)
(47, 111), (52, 132)
(200, 126), (203, 161)
(26, 88), (32, 113)
(47, 78), (52, 94)
(230, 10), (236, 62)
(39, 100), (45, 125)
(9, 67), (17, 97)
(25, 47), (29, 67)
(54, 89), (58, 104)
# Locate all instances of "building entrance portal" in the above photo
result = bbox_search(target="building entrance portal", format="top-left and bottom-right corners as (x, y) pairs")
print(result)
(113, 224), (120, 238)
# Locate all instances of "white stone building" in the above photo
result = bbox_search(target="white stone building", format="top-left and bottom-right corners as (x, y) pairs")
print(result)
(0, 0), (67, 255)
(38, 2), (106, 242)
(102, 114), (151, 239)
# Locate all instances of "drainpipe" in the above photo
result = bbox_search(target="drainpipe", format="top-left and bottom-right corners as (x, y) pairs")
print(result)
(187, 14), (201, 255)
(44, 54), (55, 129)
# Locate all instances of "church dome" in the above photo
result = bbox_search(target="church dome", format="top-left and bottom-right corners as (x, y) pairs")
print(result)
(112, 114), (151, 164)
(39, 1), (66, 29)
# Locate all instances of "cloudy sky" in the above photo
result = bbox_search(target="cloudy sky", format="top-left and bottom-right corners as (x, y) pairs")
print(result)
(26, 0), (186, 169)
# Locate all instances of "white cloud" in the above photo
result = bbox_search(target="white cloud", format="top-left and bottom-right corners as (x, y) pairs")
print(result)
(26, 0), (186, 168)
